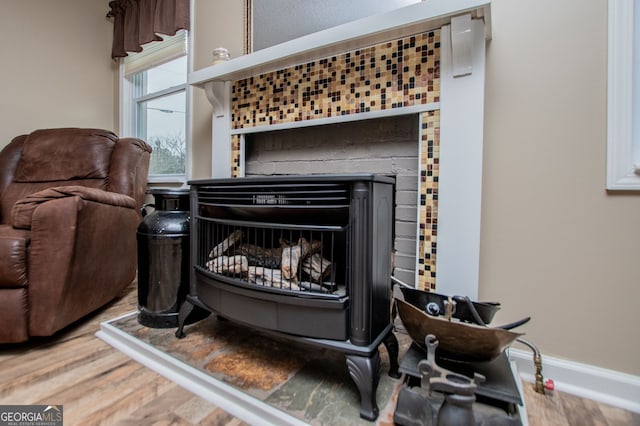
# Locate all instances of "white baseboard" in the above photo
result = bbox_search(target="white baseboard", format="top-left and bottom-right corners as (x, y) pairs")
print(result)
(508, 348), (640, 414)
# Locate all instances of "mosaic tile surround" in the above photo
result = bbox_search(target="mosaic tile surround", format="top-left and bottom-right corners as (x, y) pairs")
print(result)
(231, 30), (440, 128)
(229, 30), (441, 291)
(419, 110), (440, 291)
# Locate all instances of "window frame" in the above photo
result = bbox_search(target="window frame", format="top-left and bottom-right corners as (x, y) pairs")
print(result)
(607, 0), (640, 190)
(118, 32), (191, 184)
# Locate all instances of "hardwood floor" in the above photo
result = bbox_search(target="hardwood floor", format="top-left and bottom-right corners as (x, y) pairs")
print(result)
(1, 283), (638, 426)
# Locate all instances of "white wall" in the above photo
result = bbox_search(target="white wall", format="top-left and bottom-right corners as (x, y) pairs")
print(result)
(190, 0), (244, 179)
(0, 0), (116, 146)
(481, 0), (640, 376)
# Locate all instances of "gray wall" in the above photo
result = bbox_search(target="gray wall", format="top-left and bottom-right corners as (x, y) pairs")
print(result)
(252, 0), (421, 51)
(245, 115), (420, 286)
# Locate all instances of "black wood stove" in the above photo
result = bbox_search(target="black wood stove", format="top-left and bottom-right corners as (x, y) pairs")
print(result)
(176, 174), (400, 421)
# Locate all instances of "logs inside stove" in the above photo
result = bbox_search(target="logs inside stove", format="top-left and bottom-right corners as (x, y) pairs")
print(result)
(176, 174), (400, 421)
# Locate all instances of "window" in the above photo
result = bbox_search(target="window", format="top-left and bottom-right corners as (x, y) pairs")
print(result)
(120, 31), (189, 182)
(607, 0), (640, 190)
(133, 56), (187, 177)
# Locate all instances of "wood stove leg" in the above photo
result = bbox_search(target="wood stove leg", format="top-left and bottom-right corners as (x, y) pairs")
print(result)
(383, 331), (401, 378)
(175, 300), (195, 339)
(346, 351), (381, 421)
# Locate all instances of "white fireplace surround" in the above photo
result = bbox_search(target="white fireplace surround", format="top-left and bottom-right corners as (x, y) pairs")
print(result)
(190, 0), (491, 298)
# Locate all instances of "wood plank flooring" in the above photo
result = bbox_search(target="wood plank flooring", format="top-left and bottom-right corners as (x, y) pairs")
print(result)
(1, 283), (638, 426)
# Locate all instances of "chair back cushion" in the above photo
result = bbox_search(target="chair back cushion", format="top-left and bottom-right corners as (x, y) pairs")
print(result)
(13, 128), (117, 183)
(0, 128), (151, 226)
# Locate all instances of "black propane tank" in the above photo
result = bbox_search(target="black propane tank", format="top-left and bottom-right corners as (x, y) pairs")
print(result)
(136, 188), (190, 328)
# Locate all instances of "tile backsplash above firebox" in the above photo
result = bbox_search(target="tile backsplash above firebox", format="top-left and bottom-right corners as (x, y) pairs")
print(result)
(230, 30), (440, 129)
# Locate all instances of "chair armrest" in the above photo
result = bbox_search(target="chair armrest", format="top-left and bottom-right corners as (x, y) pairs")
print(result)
(12, 185), (136, 229)
(22, 186), (140, 335)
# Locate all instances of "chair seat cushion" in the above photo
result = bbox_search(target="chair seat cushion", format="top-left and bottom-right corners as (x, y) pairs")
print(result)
(0, 225), (29, 288)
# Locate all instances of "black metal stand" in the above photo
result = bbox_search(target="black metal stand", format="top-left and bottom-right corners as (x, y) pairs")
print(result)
(394, 336), (523, 426)
(346, 351), (381, 420)
(175, 298), (195, 339)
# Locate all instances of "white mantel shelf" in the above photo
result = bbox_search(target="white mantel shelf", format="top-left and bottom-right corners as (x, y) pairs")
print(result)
(189, 0), (491, 86)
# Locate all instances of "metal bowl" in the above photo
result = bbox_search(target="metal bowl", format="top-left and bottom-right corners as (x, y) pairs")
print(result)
(395, 298), (522, 362)
(398, 286), (500, 325)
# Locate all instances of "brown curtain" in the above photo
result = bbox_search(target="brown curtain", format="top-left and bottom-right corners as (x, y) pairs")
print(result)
(107, 0), (190, 59)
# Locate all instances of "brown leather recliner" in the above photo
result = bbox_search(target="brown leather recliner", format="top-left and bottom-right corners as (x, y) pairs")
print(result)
(0, 128), (151, 343)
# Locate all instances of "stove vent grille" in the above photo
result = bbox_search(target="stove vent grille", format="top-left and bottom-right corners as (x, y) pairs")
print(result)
(198, 183), (350, 207)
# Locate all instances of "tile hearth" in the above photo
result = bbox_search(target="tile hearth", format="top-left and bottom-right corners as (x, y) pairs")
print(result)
(98, 312), (408, 425)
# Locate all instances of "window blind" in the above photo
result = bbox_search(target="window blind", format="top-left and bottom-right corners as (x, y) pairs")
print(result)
(123, 30), (188, 76)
